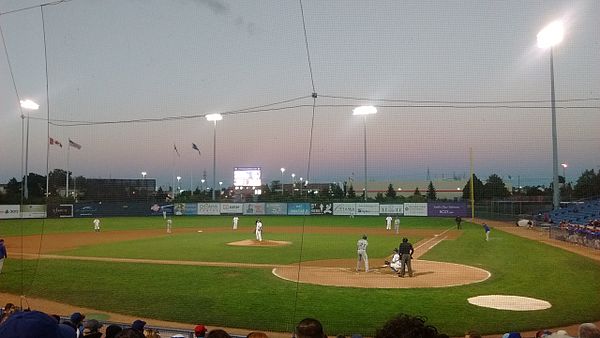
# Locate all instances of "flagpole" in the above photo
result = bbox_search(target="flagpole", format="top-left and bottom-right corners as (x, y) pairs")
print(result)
(190, 169), (193, 196)
(66, 144), (70, 198)
(172, 147), (176, 201)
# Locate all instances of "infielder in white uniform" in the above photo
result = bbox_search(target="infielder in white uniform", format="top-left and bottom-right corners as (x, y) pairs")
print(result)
(255, 219), (263, 242)
(93, 218), (101, 232)
(385, 216), (392, 230)
(356, 234), (369, 272)
(232, 216), (239, 230)
(166, 219), (172, 233)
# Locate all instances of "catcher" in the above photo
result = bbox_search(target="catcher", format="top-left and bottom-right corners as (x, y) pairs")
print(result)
(384, 248), (401, 273)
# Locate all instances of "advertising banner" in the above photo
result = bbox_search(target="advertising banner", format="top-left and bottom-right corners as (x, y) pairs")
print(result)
(427, 202), (468, 217)
(0, 205), (20, 219)
(150, 204), (173, 217)
(48, 204), (73, 218)
(333, 203), (356, 216)
(404, 203), (428, 216)
(379, 204), (404, 215)
(243, 203), (265, 215)
(356, 203), (380, 216)
(220, 203), (243, 214)
(311, 202), (333, 215)
(198, 203), (220, 215)
(287, 203), (310, 215)
(184, 203), (198, 215)
(21, 204), (47, 218)
(265, 203), (287, 215)
(174, 203), (186, 216)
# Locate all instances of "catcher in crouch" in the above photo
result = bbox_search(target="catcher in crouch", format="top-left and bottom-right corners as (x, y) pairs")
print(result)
(384, 248), (401, 273)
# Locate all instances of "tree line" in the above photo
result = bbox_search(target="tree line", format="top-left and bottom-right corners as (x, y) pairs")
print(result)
(2, 169), (600, 204)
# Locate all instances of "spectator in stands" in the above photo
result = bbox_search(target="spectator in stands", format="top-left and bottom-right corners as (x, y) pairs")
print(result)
(132, 320), (147, 333)
(116, 328), (146, 338)
(295, 318), (327, 338)
(0, 303), (16, 324)
(247, 332), (269, 338)
(143, 328), (161, 338)
(374, 313), (441, 338)
(535, 330), (552, 338)
(194, 324), (208, 338)
(83, 319), (103, 338)
(578, 323), (600, 338)
(0, 310), (76, 338)
(206, 329), (231, 338)
(70, 312), (86, 337)
(464, 330), (481, 338)
(105, 324), (123, 338)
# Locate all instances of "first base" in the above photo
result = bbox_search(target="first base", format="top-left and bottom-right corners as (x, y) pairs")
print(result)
(197, 230), (203, 233)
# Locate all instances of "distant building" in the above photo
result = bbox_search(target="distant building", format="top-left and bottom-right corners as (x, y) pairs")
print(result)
(76, 178), (156, 201)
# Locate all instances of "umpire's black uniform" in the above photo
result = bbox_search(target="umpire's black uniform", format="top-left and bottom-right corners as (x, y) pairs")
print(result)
(398, 238), (414, 277)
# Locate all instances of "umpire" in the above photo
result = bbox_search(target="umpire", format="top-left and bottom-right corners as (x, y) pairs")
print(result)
(398, 237), (414, 277)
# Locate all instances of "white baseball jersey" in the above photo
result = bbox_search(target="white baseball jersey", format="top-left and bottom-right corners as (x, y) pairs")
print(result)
(233, 217), (239, 229)
(166, 219), (172, 233)
(255, 221), (263, 241)
(385, 216), (392, 229)
(390, 252), (401, 270)
(93, 219), (100, 230)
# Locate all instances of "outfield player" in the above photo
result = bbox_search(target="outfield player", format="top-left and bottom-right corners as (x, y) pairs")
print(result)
(93, 218), (101, 232)
(232, 216), (239, 230)
(385, 215), (392, 230)
(356, 234), (369, 272)
(393, 217), (400, 234)
(166, 218), (172, 233)
(483, 223), (490, 241)
(255, 219), (263, 242)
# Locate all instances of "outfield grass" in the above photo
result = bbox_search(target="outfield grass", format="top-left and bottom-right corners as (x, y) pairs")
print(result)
(1, 216), (599, 336)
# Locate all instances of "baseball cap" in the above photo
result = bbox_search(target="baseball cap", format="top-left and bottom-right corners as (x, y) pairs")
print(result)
(0, 310), (76, 338)
(195, 324), (208, 335)
(131, 319), (146, 331)
(70, 312), (85, 324)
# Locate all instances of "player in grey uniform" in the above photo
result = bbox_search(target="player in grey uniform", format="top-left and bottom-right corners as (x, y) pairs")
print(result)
(356, 234), (369, 272)
(394, 217), (400, 234)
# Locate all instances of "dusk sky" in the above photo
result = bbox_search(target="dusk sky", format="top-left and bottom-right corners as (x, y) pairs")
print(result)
(1, 0), (599, 190)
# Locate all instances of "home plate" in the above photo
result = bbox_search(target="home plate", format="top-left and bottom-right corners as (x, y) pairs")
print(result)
(468, 295), (551, 311)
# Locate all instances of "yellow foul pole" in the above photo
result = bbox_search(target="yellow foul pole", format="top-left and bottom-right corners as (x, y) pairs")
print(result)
(470, 147), (475, 219)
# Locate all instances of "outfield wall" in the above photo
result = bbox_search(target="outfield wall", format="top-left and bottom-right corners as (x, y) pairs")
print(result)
(0, 202), (468, 219)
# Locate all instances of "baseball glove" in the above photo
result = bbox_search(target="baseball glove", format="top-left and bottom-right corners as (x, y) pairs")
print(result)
(384, 260), (390, 265)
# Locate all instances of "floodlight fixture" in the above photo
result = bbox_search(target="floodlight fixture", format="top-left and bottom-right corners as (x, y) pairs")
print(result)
(537, 21), (564, 49)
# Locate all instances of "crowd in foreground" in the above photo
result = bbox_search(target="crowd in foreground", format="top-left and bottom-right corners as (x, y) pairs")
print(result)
(0, 304), (599, 338)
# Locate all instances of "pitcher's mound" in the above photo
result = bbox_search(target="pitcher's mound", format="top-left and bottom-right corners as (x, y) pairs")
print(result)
(227, 239), (292, 247)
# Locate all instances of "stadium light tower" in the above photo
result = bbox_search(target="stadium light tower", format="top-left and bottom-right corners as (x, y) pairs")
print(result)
(20, 99), (40, 201)
(206, 113), (223, 201)
(561, 163), (568, 182)
(352, 105), (377, 201)
(537, 20), (564, 210)
(280, 167), (286, 195)
(176, 176), (182, 195)
(141, 171), (147, 179)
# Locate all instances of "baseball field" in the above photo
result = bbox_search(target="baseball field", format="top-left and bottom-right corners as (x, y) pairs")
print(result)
(1, 216), (599, 336)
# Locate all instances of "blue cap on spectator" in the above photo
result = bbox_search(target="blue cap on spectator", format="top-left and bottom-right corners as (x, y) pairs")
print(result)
(132, 319), (146, 331)
(70, 312), (85, 324)
(0, 311), (76, 338)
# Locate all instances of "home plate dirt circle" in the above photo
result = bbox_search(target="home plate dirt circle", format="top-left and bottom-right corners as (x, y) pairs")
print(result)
(272, 259), (491, 289)
(468, 295), (552, 311)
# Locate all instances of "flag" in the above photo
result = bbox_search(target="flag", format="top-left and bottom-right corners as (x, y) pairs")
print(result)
(174, 144), (180, 157)
(192, 143), (201, 155)
(49, 137), (63, 148)
(68, 139), (82, 150)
